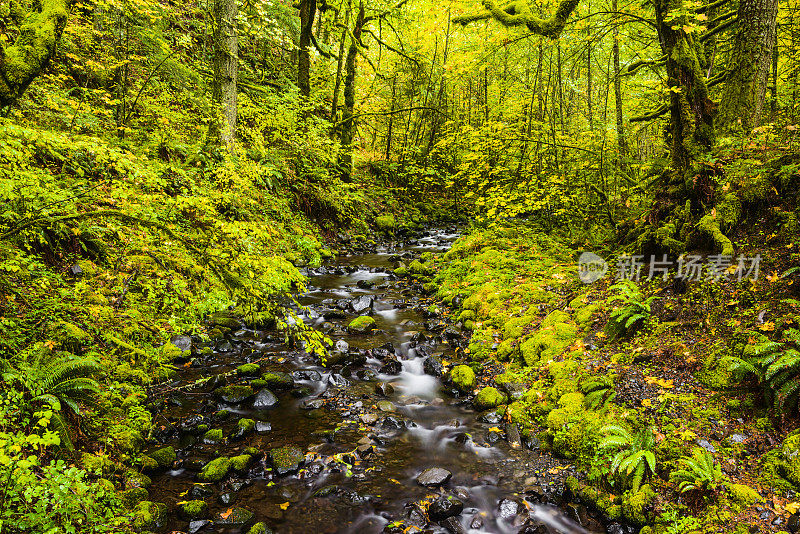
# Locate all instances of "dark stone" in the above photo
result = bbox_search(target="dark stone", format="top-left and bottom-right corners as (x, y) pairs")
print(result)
(69, 263), (83, 276)
(375, 382), (395, 397)
(788, 512), (800, 533)
(416, 467), (452, 487)
(380, 359), (403, 375)
(171, 334), (193, 353)
(218, 492), (237, 505)
(293, 369), (322, 382)
(291, 386), (313, 398)
(478, 411), (502, 424)
(269, 446), (305, 475)
(518, 520), (549, 534)
(252, 389), (279, 410)
(379, 416), (404, 431)
(441, 516), (466, 534)
(301, 399), (324, 410)
(428, 496), (464, 521)
(423, 355), (443, 377)
(351, 295), (374, 313)
(328, 373), (349, 388)
(190, 484), (214, 499)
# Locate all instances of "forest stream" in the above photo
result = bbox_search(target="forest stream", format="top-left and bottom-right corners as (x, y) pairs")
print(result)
(143, 228), (626, 534)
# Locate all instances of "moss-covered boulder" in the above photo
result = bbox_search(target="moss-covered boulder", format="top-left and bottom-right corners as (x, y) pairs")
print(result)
(248, 522), (274, 534)
(82, 452), (116, 475)
(181, 499), (209, 519)
(215, 385), (255, 404)
(124, 471), (152, 489)
(620, 485), (656, 525)
(375, 215), (396, 232)
(269, 446), (305, 475)
(198, 456), (232, 482)
(449, 365), (476, 393)
(237, 363), (261, 376)
(203, 428), (224, 443)
(261, 371), (294, 390)
(110, 425), (145, 454)
(473, 387), (507, 410)
(132, 501), (168, 531)
(230, 454), (253, 472)
(781, 432), (800, 486)
(407, 259), (432, 276)
(348, 316), (376, 334)
(217, 507), (255, 526)
(520, 310), (578, 366)
(119, 487), (149, 509)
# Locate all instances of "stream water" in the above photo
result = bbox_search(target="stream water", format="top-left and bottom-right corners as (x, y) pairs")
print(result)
(146, 228), (623, 534)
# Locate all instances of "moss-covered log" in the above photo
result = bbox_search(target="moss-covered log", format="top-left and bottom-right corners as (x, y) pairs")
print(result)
(0, 0), (70, 108)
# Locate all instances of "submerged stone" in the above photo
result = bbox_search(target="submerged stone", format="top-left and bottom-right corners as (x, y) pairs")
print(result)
(269, 446), (305, 475)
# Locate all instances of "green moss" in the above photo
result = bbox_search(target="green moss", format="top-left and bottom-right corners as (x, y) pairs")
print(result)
(214, 385), (255, 403)
(457, 309), (476, 323)
(237, 363), (261, 376)
(203, 428), (224, 442)
(575, 302), (603, 328)
(230, 454), (253, 471)
(269, 445), (305, 475)
(620, 485), (656, 525)
(262, 371), (293, 390)
(119, 487), (149, 508)
(238, 418), (256, 433)
(181, 500), (209, 519)
(82, 452), (116, 475)
(198, 456), (232, 482)
(393, 266), (408, 276)
(375, 214), (396, 231)
(449, 365), (476, 392)
(727, 483), (763, 507)
(248, 522), (274, 534)
(407, 259), (432, 276)
(520, 311), (578, 366)
(781, 432), (800, 486)
(473, 387), (507, 410)
(347, 315), (376, 333)
(110, 425), (144, 454)
(132, 501), (168, 530)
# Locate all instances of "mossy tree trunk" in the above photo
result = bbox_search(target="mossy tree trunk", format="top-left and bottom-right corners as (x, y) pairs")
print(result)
(298, 0), (317, 97)
(209, 0), (238, 152)
(337, 1), (365, 181)
(611, 0), (629, 160)
(0, 0), (70, 108)
(717, 0), (779, 133)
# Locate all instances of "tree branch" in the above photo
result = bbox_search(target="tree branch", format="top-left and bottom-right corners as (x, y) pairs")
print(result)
(453, 0), (580, 39)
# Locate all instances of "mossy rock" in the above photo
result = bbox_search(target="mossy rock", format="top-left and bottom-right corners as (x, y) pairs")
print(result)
(215, 385), (255, 404)
(132, 501), (168, 531)
(125, 471), (152, 489)
(520, 311), (578, 366)
(407, 260), (433, 276)
(238, 418), (256, 433)
(82, 452), (116, 475)
(473, 387), (507, 410)
(261, 371), (294, 390)
(348, 316), (376, 334)
(119, 487), (149, 509)
(237, 363), (261, 376)
(449, 365), (475, 393)
(203, 428), (224, 443)
(247, 522), (274, 534)
(230, 454), (253, 472)
(781, 432), (800, 486)
(181, 499), (209, 519)
(375, 215), (396, 232)
(727, 483), (763, 507)
(198, 456), (232, 482)
(269, 446), (305, 475)
(110, 425), (144, 454)
(50, 320), (93, 350)
(620, 485), (656, 525)
(393, 266), (408, 277)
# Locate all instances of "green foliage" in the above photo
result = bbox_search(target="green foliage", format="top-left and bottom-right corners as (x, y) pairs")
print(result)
(669, 448), (728, 500)
(722, 329), (800, 415)
(599, 424), (657, 493)
(606, 280), (658, 338)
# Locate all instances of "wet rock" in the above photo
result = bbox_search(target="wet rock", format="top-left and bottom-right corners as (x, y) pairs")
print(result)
(506, 423), (522, 449)
(292, 386), (313, 398)
(379, 416), (405, 431)
(498, 498), (523, 519)
(215, 385), (254, 404)
(218, 492), (237, 505)
(190, 484), (214, 499)
(237, 363), (261, 376)
(380, 359), (403, 375)
(356, 369), (378, 381)
(486, 429), (503, 444)
(377, 400), (395, 412)
(423, 355), (444, 377)
(231, 418), (256, 441)
(729, 433), (748, 444)
(697, 439), (717, 453)
(216, 507), (254, 526)
(606, 523), (637, 534)
(147, 446), (176, 468)
(351, 295), (374, 313)
(348, 316), (377, 334)
(188, 519), (212, 533)
(253, 388), (279, 410)
(518, 519), (549, 534)
(375, 382), (395, 396)
(198, 456), (232, 482)
(478, 410), (502, 424)
(269, 446), (305, 475)
(428, 496), (464, 521)
(293, 369), (322, 382)
(180, 500), (209, 520)
(372, 347), (392, 360)
(328, 373), (349, 388)
(788, 512), (800, 533)
(301, 399), (324, 410)
(335, 340), (350, 353)
(323, 309), (347, 319)
(501, 382), (528, 401)
(261, 371), (294, 390)
(360, 413), (379, 425)
(132, 501), (168, 530)
(170, 334), (193, 353)
(326, 350), (367, 367)
(416, 467), (452, 487)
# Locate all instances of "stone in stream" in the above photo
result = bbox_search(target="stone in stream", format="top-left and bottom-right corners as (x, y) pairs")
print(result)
(360, 413), (378, 425)
(261, 371), (294, 390)
(293, 369), (322, 382)
(146, 446), (176, 468)
(506, 423), (522, 449)
(375, 382), (394, 396)
(416, 467), (452, 487)
(188, 520), (212, 534)
(216, 507), (254, 526)
(498, 497), (524, 519)
(328, 373), (349, 388)
(180, 500), (209, 520)
(236, 363), (261, 376)
(269, 446), (305, 475)
(197, 456), (232, 482)
(215, 385), (254, 404)
(190, 484), (214, 499)
(252, 388), (279, 410)
(427, 496), (464, 522)
(441, 515), (467, 533)
(423, 355), (443, 377)
(473, 387), (508, 410)
(351, 295), (373, 313)
(376, 400), (395, 412)
(379, 358), (402, 375)
(170, 334), (193, 353)
(372, 347), (392, 360)
(255, 421), (272, 433)
(518, 519), (550, 533)
(348, 316), (377, 334)
(448, 365), (475, 393)
(301, 399), (324, 410)
(231, 418), (256, 440)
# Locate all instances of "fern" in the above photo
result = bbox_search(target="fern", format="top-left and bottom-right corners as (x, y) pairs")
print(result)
(599, 424), (657, 492)
(670, 448), (728, 500)
(606, 280), (658, 338)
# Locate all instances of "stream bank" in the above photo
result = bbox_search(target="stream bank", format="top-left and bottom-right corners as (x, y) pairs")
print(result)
(137, 228), (624, 534)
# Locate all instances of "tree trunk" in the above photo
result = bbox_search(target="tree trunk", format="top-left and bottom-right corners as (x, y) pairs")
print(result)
(612, 0), (628, 159)
(717, 0), (779, 132)
(298, 0), (317, 97)
(338, 2), (365, 181)
(330, 0), (351, 122)
(0, 0), (70, 108)
(210, 0), (238, 152)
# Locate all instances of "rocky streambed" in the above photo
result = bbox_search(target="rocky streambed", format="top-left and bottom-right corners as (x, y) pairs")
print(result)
(139, 228), (631, 534)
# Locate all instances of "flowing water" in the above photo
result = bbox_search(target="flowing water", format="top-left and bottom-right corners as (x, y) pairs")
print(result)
(146, 228), (622, 534)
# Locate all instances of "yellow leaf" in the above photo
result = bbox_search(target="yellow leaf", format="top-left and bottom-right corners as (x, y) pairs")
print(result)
(279, 502), (290, 510)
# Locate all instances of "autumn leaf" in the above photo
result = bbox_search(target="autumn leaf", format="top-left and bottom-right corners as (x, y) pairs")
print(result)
(279, 502), (290, 510)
